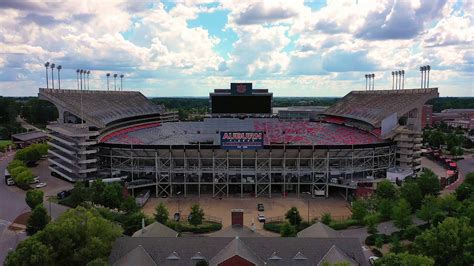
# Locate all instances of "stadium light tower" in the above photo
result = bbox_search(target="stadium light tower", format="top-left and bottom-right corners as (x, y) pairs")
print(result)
(44, 62), (50, 89)
(391, 71), (394, 90)
(401, 70), (405, 90)
(120, 74), (124, 91)
(57, 65), (62, 90)
(50, 63), (55, 89)
(426, 65), (430, 88)
(76, 69), (80, 90)
(420, 66), (424, 88)
(80, 70), (83, 90)
(365, 74), (368, 90)
(398, 70), (402, 90)
(87, 70), (91, 90)
(106, 73), (110, 91)
(113, 74), (117, 91)
(394, 71), (398, 90)
(371, 73), (375, 90)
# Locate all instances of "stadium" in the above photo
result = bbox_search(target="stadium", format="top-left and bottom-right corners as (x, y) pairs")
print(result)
(39, 83), (438, 198)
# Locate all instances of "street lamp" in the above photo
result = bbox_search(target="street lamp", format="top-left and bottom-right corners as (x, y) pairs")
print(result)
(177, 191), (182, 213)
(44, 62), (50, 89)
(303, 191), (311, 223)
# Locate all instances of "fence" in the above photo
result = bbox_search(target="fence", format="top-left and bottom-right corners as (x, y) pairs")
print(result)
(266, 214), (351, 223)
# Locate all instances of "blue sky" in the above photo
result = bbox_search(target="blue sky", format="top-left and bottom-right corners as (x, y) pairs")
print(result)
(0, 0), (472, 97)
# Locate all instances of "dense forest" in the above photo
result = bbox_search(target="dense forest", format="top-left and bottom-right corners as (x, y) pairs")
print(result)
(0, 96), (472, 139)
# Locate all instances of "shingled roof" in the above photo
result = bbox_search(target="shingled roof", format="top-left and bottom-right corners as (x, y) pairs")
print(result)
(296, 222), (340, 238)
(132, 222), (178, 238)
(109, 237), (368, 266)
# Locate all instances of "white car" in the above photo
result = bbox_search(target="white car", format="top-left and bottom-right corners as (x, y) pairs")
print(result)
(257, 213), (265, 223)
(35, 182), (47, 188)
(6, 178), (15, 186)
(29, 176), (40, 184)
(369, 256), (379, 265)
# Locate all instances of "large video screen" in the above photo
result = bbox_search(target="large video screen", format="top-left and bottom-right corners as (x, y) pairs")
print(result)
(211, 95), (271, 114)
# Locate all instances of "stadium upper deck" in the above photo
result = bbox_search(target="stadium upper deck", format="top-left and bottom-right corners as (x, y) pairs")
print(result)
(99, 118), (386, 146)
(324, 88), (438, 127)
(39, 88), (166, 128)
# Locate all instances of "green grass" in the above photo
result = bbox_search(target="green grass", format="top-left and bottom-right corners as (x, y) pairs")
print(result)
(0, 140), (12, 146)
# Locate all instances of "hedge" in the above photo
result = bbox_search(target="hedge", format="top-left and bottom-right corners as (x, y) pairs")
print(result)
(166, 220), (222, 234)
(329, 219), (362, 230)
(365, 234), (390, 246)
(263, 222), (283, 233)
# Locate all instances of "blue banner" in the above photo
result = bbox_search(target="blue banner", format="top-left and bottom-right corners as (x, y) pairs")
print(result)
(220, 131), (263, 150)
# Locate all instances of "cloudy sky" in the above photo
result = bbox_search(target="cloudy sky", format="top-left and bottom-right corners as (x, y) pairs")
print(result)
(0, 0), (472, 97)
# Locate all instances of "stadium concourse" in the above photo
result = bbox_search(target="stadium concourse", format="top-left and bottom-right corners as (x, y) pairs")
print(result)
(38, 84), (438, 199)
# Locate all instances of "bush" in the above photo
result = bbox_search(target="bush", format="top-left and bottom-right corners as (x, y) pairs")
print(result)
(7, 160), (26, 172)
(280, 222), (297, 237)
(403, 225), (421, 241)
(321, 213), (332, 225)
(154, 203), (169, 224)
(263, 222), (283, 233)
(371, 248), (383, 257)
(285, 207), (302, 226)
(26, 189), (44, 209)
(365, 234), (389, 246)
(166, 220), (221, 234)
(329, 219), (361, 230)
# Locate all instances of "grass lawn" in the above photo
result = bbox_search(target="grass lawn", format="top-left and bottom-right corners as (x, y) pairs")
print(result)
(0, 140), (12, 146)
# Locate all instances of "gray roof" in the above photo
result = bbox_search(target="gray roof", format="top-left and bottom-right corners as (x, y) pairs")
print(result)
(317, 245), (358, 266)
(11, 131), (47, 142)
(208, 226), (264, 238)
(113, 245), (157, 266)
(132, 222), (178, 238)
(109, 237), (368, 266)
(39, 88), (165, 128)
(209, 237), (265, 265)
(296, 222), (340, 238)
(324, 88), (438, 127)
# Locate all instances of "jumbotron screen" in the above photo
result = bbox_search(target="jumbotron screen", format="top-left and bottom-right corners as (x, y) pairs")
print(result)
(211, 95), (272, 114)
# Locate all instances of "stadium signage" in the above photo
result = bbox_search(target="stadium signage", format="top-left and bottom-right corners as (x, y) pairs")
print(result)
(220, 131), (263, 150)
(230, 83), (252, 95)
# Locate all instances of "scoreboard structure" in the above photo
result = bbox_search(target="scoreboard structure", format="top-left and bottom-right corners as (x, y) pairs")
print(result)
(210, 83), (272, 115)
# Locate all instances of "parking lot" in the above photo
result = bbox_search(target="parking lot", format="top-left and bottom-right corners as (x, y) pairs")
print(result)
(142, 195), (351, 231)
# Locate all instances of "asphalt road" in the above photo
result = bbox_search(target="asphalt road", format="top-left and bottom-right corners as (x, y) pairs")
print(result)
(0, 153), (71, 264)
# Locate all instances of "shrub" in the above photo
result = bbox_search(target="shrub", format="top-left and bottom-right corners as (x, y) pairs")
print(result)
(26, 189), (44, 209)
(321, 213), (332, 225)
(403, 224), (421, 241)
(166, 220), (221, 234)
(263, 222), (283, 233)
(329, 219), (361, 230)
(189, 204), (205, 226)
(365, 234), (389, 246)
(371, 248), (383, 258)
(280, 222), (297, 237)
(285, 207), (302, 226)
(154, 203), (169, 224)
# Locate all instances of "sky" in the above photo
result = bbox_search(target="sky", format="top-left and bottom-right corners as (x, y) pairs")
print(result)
(0, 0), (472, 97)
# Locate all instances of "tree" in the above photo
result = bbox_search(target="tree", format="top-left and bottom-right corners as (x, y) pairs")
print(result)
(416, 170), (440, 197)
(392, 199), (412, 230)
(99, 183), (123, 209)
(321, 213), (332, 225)
(285, 207), (302, 226)
(5, 236), (54, 266)
(375, 235), (384, 249)
(364, 213), (380, 234)
(439, 194), (461, 216)
(376, 180), (398, 200)
(154, 202), (169, 224)
(26, 189), (44, 209)
(390, 236), (402, 254)
(375, 252), (434, 266)
(414, 217), (474, 266)
(351, 199), (368, 223)
(377, 199), (393, 221)
(417, 195), (440, 223)
(15, 207), (122, 265)
(26, 205), (50, 235)
(120, 196), (139, 214)
(68, 182), (89, 207)
(400, 182), (423, 210)
(7, 159), (26, 172)
(456, 173), (474, 201)
(450, 146), (463, 158)
(189, 204), (204, 226)
(427, 130), (445, 147)
(91, 179), (106, 204)
(15, 169), (34, 186)
(122, 211), (148, 236)
(280, 222), (296, 237)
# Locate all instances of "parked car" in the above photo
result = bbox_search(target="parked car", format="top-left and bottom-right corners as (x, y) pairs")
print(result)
(257, 203), (264, 211)
(35, 182), (47, 188)
(257, 213), (265, 223)
(174, 212), (181, 222)
(29, 176), (40, 184)
(6, 178), (15, 186)
(57, 190), (71, 200)
(369, 256), (379, 265)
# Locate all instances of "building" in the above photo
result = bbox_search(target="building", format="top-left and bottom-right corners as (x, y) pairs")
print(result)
(109, 236), (368, 266)
(11, 130), (48, 149)
(421, 105), (433, 128)
(432, 108), (474, 129)
(39, 84), (437, 198)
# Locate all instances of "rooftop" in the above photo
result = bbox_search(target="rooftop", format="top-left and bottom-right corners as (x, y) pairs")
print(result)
(11, 130), (47, 142)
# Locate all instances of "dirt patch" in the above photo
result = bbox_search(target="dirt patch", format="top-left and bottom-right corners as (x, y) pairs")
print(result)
(143, 195), (351, 232)
(8, 212), (30, 231)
